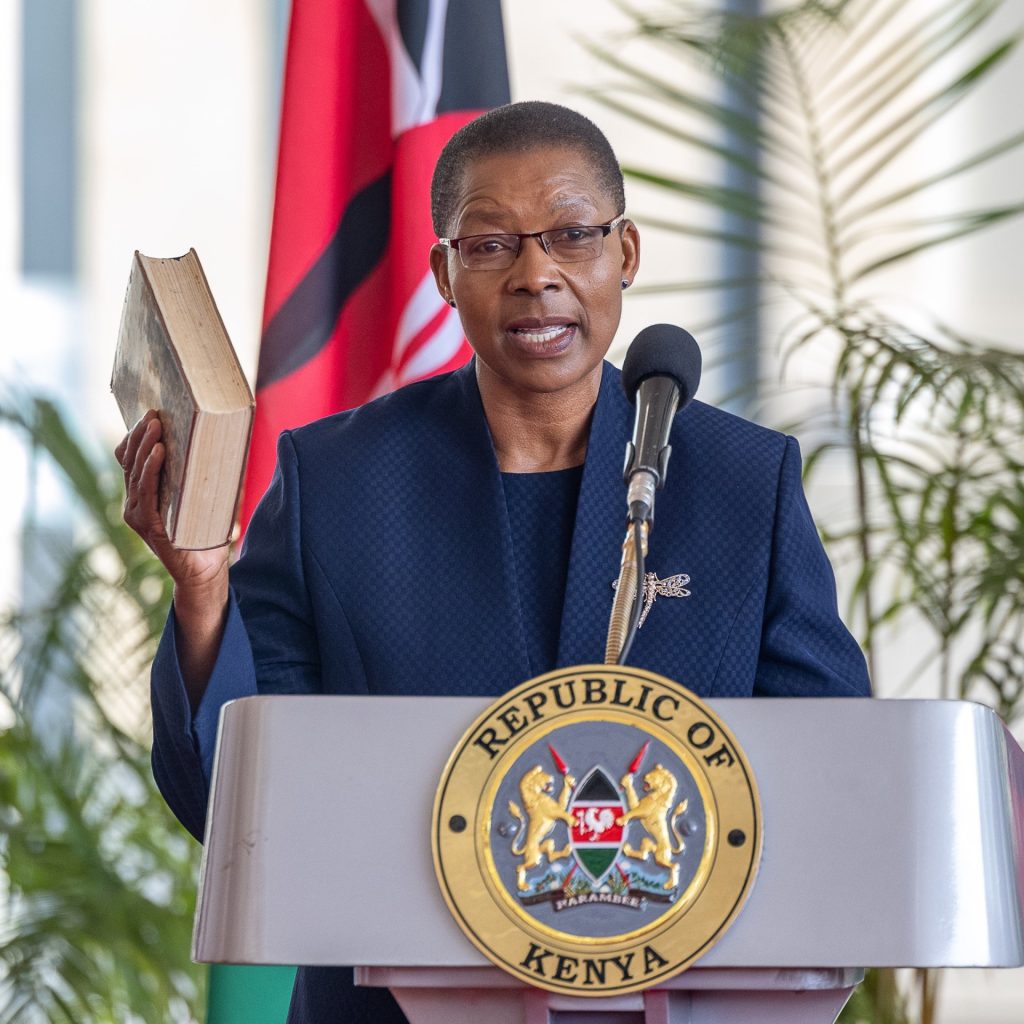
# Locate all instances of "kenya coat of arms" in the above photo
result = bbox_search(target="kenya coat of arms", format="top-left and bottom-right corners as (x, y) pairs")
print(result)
(433, 666), (761, 995)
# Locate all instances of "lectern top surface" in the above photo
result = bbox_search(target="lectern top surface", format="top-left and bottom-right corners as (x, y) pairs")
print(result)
(194, 696), (1024, 969)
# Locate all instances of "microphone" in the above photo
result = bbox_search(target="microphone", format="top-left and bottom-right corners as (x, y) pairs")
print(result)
(621, 324), (702, 524)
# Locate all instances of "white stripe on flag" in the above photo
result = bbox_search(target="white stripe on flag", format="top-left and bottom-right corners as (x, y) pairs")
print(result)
(365, 0), (450, 136)
(366, 275), (465, 400)
(398, 303), (464, 384)
(394, 270), (447, 361)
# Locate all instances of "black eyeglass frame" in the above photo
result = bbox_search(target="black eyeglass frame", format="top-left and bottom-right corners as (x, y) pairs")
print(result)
(438, 214), (626, 270)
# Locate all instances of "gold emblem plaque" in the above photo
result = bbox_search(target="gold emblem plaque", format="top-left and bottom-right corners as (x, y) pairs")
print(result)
(432, 665), (762, 996)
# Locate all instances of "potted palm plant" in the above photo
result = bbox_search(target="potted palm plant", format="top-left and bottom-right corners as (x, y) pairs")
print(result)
(586, 1), (1024, 1020)
(0, 397), (204, 1023)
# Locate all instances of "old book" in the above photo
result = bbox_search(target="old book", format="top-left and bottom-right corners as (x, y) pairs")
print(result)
(111, 249), (254, 549)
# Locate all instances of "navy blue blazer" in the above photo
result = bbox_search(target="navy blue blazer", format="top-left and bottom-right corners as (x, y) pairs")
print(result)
(150, 359), (868, 1022)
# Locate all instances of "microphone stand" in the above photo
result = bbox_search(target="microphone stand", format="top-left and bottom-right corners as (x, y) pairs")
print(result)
(604, 518), (648, 665)
(605, 325), (700, 664)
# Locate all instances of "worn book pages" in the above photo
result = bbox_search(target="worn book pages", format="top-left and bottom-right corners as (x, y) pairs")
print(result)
(111, 249), (254, 549)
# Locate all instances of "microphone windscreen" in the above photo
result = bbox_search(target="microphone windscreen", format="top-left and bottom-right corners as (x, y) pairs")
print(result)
(621, 324), (702, 407)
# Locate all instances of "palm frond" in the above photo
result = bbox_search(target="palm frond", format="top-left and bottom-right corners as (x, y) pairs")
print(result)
(588, 0), (1024, 733)
(0, 398), (203, 1023)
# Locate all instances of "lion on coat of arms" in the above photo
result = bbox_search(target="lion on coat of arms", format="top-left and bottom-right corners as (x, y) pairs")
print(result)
(508, 765), (576, 891)
(617, 764), (688, 889)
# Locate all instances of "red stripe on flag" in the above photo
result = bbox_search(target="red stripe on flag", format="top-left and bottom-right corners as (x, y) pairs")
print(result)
(241, 258), (392, 528)
(262, 1), (392, 329)
(241, 334), (345, 529)
(386, 113), (485, 327)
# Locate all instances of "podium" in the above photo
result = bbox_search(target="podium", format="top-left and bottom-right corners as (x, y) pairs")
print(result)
(193, 696), (1024, 1023)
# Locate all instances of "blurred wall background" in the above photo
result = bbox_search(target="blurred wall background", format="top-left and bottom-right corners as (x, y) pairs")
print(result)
(0, 1), (1022, 1020)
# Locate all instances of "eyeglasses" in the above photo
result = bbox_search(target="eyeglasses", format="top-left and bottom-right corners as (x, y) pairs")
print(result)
(439, 215), (625, 271)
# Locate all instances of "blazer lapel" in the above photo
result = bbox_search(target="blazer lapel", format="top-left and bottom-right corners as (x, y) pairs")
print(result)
(446, 362), (533, 686)
(557, 362), (631, 667)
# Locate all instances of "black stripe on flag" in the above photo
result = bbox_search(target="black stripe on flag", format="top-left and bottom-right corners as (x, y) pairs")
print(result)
(257, 171), (392, 390)
(437, 0), (511, 114)
(397, 0), (431, 76)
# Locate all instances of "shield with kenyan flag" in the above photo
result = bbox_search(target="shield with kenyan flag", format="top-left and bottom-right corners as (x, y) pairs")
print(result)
(569, 767), (625, 884)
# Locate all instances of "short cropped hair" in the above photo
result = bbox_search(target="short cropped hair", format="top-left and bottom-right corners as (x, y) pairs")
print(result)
(430, 101), (626, 236)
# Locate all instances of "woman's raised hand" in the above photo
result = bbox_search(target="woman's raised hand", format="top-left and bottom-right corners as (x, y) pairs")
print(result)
(116, 410), (230, 702)
(115, 411), (229, 584)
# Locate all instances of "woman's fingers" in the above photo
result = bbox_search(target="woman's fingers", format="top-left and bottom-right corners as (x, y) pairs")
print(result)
(134, 438), (166, 528)
(115, 411), (231, 594)
(119, 410), (159, 479)
(120, 414), (167, 543)
(128, 420), (159, 498)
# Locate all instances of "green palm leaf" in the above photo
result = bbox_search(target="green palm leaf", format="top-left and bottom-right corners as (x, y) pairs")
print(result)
(0, 397), (204, 1023)
(589, 10), (1024, 1017)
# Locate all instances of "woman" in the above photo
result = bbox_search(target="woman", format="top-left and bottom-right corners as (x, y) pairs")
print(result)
(118, 101), (869, 1023)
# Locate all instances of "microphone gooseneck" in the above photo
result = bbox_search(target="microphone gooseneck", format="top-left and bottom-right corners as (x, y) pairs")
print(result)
(606, 325), (702, 666)
(604, 518), (648, 666)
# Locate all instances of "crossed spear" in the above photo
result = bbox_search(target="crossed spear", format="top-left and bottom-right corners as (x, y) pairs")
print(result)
(547, 740), (649, 780)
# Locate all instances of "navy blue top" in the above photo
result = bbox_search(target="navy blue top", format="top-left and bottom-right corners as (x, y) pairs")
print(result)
(501, 465), (584, 677)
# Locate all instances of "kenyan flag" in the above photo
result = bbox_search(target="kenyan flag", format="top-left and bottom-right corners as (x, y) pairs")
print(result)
(569, 768), (625, 884)
(240, 0), (510, 530)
